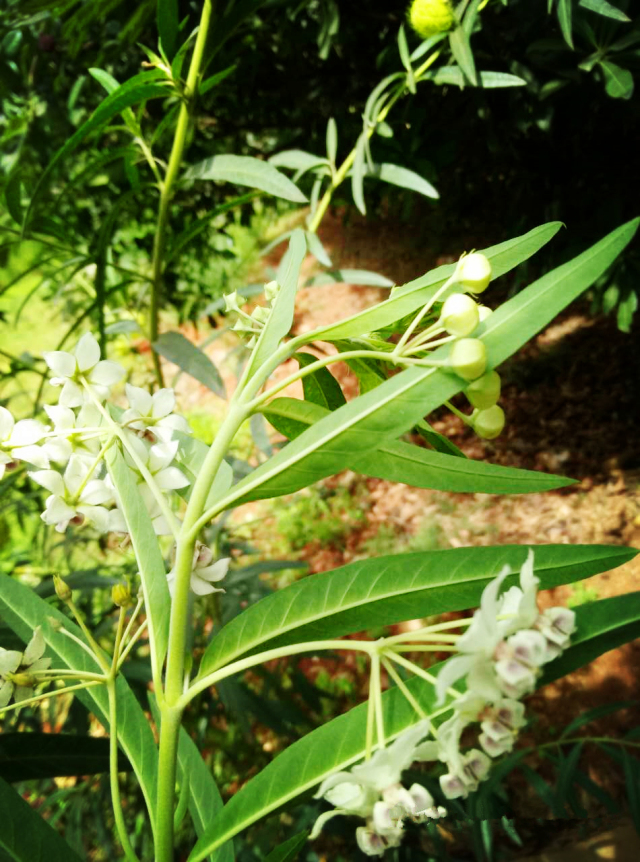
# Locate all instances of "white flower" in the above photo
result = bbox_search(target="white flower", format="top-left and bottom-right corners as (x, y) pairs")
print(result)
(0, 406), (49, 479)
(43, 333), (124, 407)
(493, 629), (548, 699)
(440, 749), (492, 799)
(166, 551), (230, 598)
(29, 455), (113, 533)
(355, 825), (402, 857)
(42, 404), (102, 465)
(479, 699), (526, 757)
(0, 627), (51, 707)
(121, 383), (191, 443)
(535, 607), (577, 659)
(123, 434), (190, 492)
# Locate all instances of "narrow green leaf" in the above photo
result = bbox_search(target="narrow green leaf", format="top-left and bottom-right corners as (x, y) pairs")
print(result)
(557, 0), (574, 48)
(579, 0), (630, 22)
(158, 0), (179, 59)
(245, 230), (307, 378)
(519, 764), (566, 817)
(304, 231), (332, 267)
(0, 775), (83, 861)
(199, 544), (635, 676)
(430, 66), (527, 88)
(268, 150), (327, 173)
(326, 118), (338, 166)
(304, 268), (394, 288)
(416, 419), (467, 458)
(309, 222), (563, 343)
(262, 397), (572, 493)
(106, 446), (170, 676)
(265, 831), (308, 862)
(560, 701), (637, 739)
(25, 72), (171, 226)
(184, 155), (307, 203)
(0, 576), (159, 828)
(0, 734), (128, 783)
(188, 672), (442, 861)
(215, 219), (637, 509)
(153, 332), (226, 398)
(449, 25), (478, 85)
(199, 65), (237, 96)
(294, 356), (346, 411)
(600, 60), (634, 99)
(4, 173), (22, 225)
(351, 133), (367, 215)
(540, 591), (640, 684)
(365, 162), (439, 199)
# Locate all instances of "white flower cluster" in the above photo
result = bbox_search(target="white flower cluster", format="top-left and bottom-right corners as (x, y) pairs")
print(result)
(311, 722), (446, 857)
(0, 332), (230, 597)
(433, 551), (576, 799)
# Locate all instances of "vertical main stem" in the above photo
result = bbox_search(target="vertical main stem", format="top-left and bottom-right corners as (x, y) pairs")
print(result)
(149, 0), (215, 387)
(155, 706), (183, 862)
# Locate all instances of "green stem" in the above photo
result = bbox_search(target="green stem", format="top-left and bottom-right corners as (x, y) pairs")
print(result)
(307, 49), (441, 234)
(108, 677), (141, 862)
(0, 680), (102, 718)
(66, 599), (111, 675)
(149, 0), (215, 387)
(371, 652), (385, 750)
(154, 706), (183, 862)
(381, 656), (428, 721)
(385, 650), (461, 699)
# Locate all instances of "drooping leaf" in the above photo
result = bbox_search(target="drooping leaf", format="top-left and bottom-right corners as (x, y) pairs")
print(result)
(304, 268), (394, 288)
(152, 331), (226, 398)
(430, 66), (526, 88)
(198, 544), (635, 676)
(0, 776), (84, 861)
(600, 60), (634, 99)
(294, 356), (346, 411)
(268, 150), (327, 173)
(183, 155), (307, 203)
(557, 0), (574, 48)
(449, 25), (478, 85)
(262, 396), (572, 493)
(579, 0), (630, 21)
(351, 133), (367, 215)
(364, 162), (438, 199)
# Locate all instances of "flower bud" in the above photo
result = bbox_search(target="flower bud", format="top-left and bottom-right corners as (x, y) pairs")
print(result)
(112, 582), (134, 608)
(439, 293), (479, 337)
(53, 574), (72, 603)
(465, 370), (501, 410)
(251, 305), (270, 324)
(223, 292), (240, 314)
(478, 305), (493, 322)
(449, 338), (487, 381)
(408, 0), (456, 38)
(10, 672), (37, 688)
(264, 280), (279, 303)
(454, 253), (492, 294)
(472, 405), (505, 439)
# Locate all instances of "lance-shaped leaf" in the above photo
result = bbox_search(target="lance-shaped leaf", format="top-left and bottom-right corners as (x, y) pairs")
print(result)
(294, 356), (346, 411)
(364, 162), (439, 199)
(198, 544), (636, 677)
(244, 229), (307, 378)
(262, 397), (573, 493)
(207, 218), (638, 511)
(0, 576), (159, 829)
(152, 331), (226, 398)
(300, 221), (564, 343)
(188, 670), (442, 862)
(0, 775), (84, 861)
(106, 447), (170, 680)
(183, 155), (307, 203)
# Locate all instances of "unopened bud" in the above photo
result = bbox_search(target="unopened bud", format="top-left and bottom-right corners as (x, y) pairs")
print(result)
(264, 280), (279, 302)
(473, 405), (505, 440)
(251, 305), (270, 324)
(223, 292), (240, 313)
(454, 253), (492, 294)
(440, 293), (479, 337)
(112, 583), (134, 608)
(408, 0), (456, 38)
(53, 574), (72, 603)
(478, 305), (493, 322)
(11, 672), (36, 688)
(449, 338), (487, 381)
(465, 370), (501, 410)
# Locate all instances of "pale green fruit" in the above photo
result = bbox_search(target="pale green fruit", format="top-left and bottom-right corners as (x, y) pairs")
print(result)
(408, 0), (456, 38)
(466, 370), (501, 409)
(473, 405), (505, 440)
(449, 338), (487, 381)
(455, 253), (492, 293)
(440, 293), (479, 337)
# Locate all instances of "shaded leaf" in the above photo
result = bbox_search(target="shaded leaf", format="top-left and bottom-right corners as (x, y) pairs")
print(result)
(153, 331), (226, 398)
(184, 155), (307, 203)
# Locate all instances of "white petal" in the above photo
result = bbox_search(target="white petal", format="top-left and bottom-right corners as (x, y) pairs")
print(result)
(9, 419), (48, 446)
(44, 404), (75, 429)
(190, 572), (225, 596)
(108, 508), (128, 534)
(126, 383), (152, 415)
(0, 648), (22, 675)
(435, 654), (474, 704)
(155, 466), (190, 490)
(157, 414), (191, 436)
(149, 441), (179, 473)
(466, 660), (503, 702)
(196, 558), (230, 584)
(23, 628), (46, 665)
(78, 505), (110, 533)
(151, 389), (175, 419)
(80, 480), (112, 506)
(58, 380), (84, 408)
(43, 350), (76, 378)
(90, 360), (124, 386)
(0, 406), (14, 440)
(29, 469), (65, 496)
(12, 445), (49, 469)
(63, 456), (90, 495)
(0, 680), (14, 707)
(77, 403), (102, 428)
(42, 495), (76, 526)
(74, 333), (100, 372)
(43, 438), (72, 464)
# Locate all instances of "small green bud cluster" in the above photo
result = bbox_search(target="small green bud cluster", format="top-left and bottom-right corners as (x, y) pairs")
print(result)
(224, 281), (281, 348)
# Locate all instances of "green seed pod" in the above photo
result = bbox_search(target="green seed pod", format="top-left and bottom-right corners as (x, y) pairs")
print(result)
(473, 405), (505, 440)
(408, 0), (456, 38)
(455, 253), (492, 294)
(440, 293), (479, 337)
(449, 338), (487, 381)
(466, 370), (501, 409)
